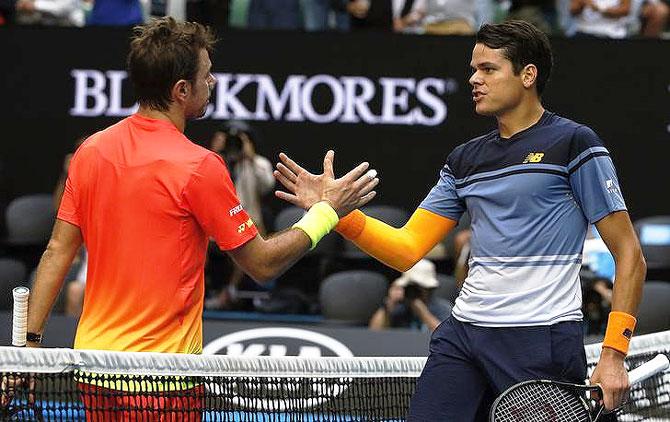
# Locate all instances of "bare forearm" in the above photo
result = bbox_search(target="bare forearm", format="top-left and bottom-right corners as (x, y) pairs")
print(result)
(610, 247), (646, 315)
(596, 211), (646, 315)
(410, 300), (440, 331)
(602, 1), (631, 17)
(570, 0), (586, 15)
(28, 245), (79, 335)
(368, 308), (391, 330)
(259, 229), (311, 280)
(229, 230), (311, 283)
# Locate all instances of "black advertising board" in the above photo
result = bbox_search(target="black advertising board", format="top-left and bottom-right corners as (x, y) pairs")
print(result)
(1, 29), (668, 220)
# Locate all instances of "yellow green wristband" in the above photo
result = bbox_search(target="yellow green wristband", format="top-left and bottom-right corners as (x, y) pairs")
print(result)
(292, 202), (339, 249)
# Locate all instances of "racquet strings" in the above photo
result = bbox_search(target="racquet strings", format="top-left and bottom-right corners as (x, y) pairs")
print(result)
(493, 382), (591, 422)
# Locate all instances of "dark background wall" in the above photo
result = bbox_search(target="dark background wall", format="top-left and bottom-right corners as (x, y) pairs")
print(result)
(1, 28), (669, 222)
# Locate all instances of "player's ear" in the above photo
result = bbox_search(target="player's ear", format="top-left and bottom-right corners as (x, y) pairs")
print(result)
(172, 79), (190, 102)
(521, 64), (538, 89)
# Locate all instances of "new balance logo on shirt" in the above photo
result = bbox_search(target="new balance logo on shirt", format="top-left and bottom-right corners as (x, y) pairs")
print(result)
(523, 152), (545, 163)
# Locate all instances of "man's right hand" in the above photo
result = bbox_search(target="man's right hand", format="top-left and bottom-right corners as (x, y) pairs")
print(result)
(274, 150), (379, 217)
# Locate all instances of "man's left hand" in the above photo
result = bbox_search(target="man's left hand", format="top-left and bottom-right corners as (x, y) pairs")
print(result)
(274, 150), (378, 216)
(590, 347), (629, 411)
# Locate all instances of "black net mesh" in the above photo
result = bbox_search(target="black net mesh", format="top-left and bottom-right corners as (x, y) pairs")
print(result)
(0, 372), (416, 421)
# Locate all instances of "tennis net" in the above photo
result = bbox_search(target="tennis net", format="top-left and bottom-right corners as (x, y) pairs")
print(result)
(0, 329), (667, 421)
(0, 347), (422, 421)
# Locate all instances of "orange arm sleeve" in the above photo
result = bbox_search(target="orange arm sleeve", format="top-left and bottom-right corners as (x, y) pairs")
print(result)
(335, 208), (457, 272)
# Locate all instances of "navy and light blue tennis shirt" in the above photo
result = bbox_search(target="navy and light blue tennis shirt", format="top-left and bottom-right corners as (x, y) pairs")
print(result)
(420, 111), (626, 326)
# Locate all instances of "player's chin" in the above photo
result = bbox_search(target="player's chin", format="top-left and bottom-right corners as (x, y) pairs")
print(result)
(474, 104), (495, 116)
(193, 103), (209, 119)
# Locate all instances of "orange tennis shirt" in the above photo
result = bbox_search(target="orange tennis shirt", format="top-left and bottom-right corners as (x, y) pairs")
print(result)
(57, 114), (258, 354)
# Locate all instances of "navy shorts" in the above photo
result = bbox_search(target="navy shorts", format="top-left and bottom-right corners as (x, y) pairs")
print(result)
(408, 316), (586, 421)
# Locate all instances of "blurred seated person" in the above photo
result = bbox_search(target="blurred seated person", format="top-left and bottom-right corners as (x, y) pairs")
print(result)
(87, 0), (143, 25)
(186, 0), (231, 27)
(369, 259), (452, 331)
(348, 0), (421, 32)
(247, 0), (302, 30)
(408, 0), (478, 35)
(570, 0), (632, 38)
(205, 121), (275, 309)
(14, 0), (84, 26)
(303, 0), (351, 31)
(640, 0), (669, 37)
(505, 0), (556, 34)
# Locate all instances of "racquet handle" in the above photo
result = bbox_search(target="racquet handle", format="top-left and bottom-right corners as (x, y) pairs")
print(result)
(12, 286), (29, 347)
(628, 354), (669, 385)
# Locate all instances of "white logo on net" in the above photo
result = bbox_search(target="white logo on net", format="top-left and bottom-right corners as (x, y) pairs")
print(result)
(202, 327), (354, 412)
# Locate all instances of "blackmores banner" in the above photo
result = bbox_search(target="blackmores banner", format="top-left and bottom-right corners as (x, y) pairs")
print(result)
(1, 28), (669, 220)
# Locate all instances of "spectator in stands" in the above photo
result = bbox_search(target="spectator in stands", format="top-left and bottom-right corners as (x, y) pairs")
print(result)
(347, 0), (420, 32)
(303, 0), (351, 31)
(570, 0), (632, 38)
(640, 0), (669, 37)
(14, 0), (84, 25)
(205, 121), (276, 309)
(409, 0), (479, 35)
(369, 259), (451, 331)
(187, 0), (231, 27)
(505, 0), (556, 33)
(87, 0), (143, 25)
(209, 121), (275, 235)
(247, 0), (302, 30)
(347, 0), (390, 31)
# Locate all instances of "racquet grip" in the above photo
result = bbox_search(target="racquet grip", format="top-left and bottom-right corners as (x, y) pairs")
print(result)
(628, 354), (669, 385)
(12, 286), (29, 347)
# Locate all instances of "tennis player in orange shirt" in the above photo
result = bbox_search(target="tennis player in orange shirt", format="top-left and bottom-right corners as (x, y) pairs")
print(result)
(23, 17), (379, 420)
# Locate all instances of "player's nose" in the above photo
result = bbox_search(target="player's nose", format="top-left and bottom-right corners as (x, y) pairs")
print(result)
(469, 72), (481, 87)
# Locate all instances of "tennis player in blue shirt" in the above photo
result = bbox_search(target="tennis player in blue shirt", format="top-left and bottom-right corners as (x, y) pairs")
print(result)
(275, 20), (647, 420)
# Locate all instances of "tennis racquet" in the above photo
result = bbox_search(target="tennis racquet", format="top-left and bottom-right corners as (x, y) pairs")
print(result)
(489, 353), (670, 422)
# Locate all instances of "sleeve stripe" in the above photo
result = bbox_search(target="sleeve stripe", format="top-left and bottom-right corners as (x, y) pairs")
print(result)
(568, 151), (610, 175)
(567, 146), (609, 171)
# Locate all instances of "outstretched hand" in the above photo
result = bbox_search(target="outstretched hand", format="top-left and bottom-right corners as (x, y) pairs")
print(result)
(274, 150), (379, 217)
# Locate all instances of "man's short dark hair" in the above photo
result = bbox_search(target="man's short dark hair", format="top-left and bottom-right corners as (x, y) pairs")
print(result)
(127, 17), (216, 111)
(476, 20), (553, 95)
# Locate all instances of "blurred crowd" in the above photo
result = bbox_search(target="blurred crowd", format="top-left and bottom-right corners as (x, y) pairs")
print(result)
(1, 0), (668, 38)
